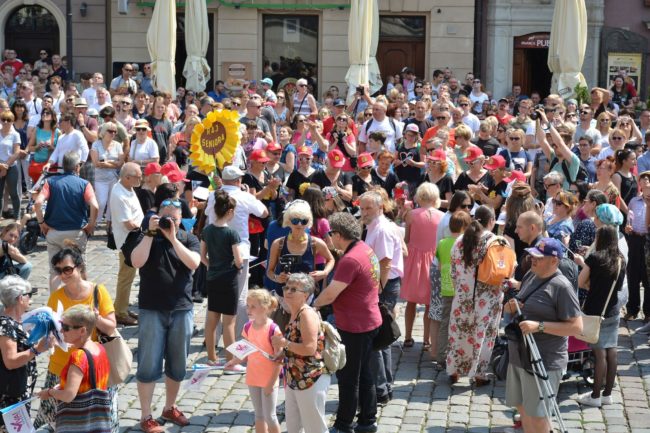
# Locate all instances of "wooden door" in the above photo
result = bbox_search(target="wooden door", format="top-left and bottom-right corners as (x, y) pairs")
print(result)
(512, 48), (530, 95)
(377, 41), (426, 82)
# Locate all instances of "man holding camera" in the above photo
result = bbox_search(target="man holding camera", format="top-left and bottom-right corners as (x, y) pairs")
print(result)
(128, 199), (201, 433)
(504, 238), (582, 433)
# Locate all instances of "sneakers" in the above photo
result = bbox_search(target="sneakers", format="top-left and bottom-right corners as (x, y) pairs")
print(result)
(223, 364), (246, 375)
(354, 424), (378, 433)
(140, 416), (164, 433)
(636, 321), (650, 334)
(161, 406), (190, 426)
(601, 395), (614, 405)
(576, 392), (601, 407)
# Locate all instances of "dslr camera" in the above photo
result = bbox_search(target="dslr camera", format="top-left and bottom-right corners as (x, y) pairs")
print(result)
(279, 254), (302, 274)
(158, 216), (174, 230)
(530, 104), (545, 121)
(356, 85), (365, 95)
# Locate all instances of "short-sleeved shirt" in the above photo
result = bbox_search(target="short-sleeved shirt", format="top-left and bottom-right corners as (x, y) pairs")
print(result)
(110, 182), (144, 249)
(436, 237), (456, 297)
(0, 130), (20, 166)
(129, 138), (159, 162)
(310, 170), (351, 191)
(60, 346), (110, 393)
(583, 253), (625, 318)
(510, 271), (581, 371)
(138, 230), (201, 311)
(364, 215), (404, 279)
(371, 169), (399, 198)
(358, 117), (403, 153)
(201, 224), (241, 280)
(47, 284), (114, 376)
(499, 148), (530, 172)
(331, 241), (382, 333)
(471, 136), (500, 157)
(549, 151), (580, 189)
(49, 130), (89, 165)
(242, 320), (282, 387)
(91, 140), (123, 183)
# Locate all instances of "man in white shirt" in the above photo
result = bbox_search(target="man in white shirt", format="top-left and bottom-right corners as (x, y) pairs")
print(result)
(358, 102), (403, 153)
(110, 162), (144, 326)
(82, 72), (110, 107)
(43, 112), (89, 171)
(359, 190), (404, 405)
(206, 165), (268, 333)
(89, 87), (111, 113)
(458, 96), (481, 134)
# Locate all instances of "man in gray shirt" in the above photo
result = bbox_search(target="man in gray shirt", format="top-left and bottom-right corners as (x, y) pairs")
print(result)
(504, 238), (582, 433)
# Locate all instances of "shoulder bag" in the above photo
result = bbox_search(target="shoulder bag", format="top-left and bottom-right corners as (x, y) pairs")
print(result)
(55, 348), (111, 433)
(576, 259), (621, 344)
(93, 286), (133, 386)
(0, 241), (17, 275)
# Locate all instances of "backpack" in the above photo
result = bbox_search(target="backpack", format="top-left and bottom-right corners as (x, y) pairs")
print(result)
(550, 156), (589, 183)
(476, 236), (516, 287)
(243, 320), (278, 356)
(321, 320), (346, 373)
(365, 117), (397, 135)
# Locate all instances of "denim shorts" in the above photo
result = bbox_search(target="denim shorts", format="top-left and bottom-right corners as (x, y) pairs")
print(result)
(136, 308), (194, 383)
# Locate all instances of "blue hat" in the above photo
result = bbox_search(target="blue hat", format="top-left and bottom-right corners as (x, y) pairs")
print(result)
(525, 238), (565, 259)
(261, 78), (273, 86)
(595, 204), (623, 226)
(334, 98), (346, 107)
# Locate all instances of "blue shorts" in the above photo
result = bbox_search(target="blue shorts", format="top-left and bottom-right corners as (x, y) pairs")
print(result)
(136, 309), (194, 383)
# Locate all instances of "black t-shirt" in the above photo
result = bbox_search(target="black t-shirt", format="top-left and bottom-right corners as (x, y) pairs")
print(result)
(371, 169), (399, 198)
(135, 187), (155, 214)
(138, 230), (201, 311)
(423, 173), (454, 211)
(453, 170), (492, 192)
(583, 253), (625, 318)
(286, 170), (314, 197)
(184, 169), (211, 192)
(472, 137), (500, 157)
(486, 180), (508, 214)
(394, 145), (422, 183)
(201, 224), (241, 280)
(352, 174), (374, 197)
(310, 169), (351, 190)
(404, 118), (435, 138)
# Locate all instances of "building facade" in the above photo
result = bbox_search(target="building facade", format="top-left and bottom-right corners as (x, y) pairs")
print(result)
(1, 0), (648, 100)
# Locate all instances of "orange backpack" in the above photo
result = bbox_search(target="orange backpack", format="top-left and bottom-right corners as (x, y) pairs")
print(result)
(477, 236), (516, 286)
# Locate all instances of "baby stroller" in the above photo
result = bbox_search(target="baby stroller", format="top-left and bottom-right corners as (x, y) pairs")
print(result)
(565, 336), (595, 385)
(19, 170), (60, 254)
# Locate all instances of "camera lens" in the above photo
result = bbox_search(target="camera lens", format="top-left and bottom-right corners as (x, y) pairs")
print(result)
(158, 216), (171, 229)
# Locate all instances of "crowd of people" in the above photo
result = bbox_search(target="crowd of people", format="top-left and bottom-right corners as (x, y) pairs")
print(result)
(0, 46), (649, 433)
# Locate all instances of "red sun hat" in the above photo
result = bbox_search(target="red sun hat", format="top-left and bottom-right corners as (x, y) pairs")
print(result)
(327, 149), (345, 168)
(250, 149), (270, 163)
(426, 149), (446, 162)
(357, 152), (374, 168)
(161, 161), (189, 182)
(266, 141), (282, 152)
(144, 162), (161, 176)
(504, 170), (526, 183)
(297, 145), (313, 156)
(463, 146), (484, 162)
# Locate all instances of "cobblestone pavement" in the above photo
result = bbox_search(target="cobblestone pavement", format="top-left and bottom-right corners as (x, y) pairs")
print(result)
(22, 230), (650, 433)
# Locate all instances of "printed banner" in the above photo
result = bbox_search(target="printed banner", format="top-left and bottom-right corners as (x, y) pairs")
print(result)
(226, 339), (259, 359)
(1, 398), (36, 433)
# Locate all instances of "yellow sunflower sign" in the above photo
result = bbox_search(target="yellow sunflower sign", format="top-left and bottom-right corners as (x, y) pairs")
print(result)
(189, 109), (241, 174)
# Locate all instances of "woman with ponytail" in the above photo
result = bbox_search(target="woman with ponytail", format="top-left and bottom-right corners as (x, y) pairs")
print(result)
(446, 205), (503, 386)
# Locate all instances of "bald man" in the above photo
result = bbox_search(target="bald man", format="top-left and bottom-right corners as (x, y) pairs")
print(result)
(110, 162), (144, 325)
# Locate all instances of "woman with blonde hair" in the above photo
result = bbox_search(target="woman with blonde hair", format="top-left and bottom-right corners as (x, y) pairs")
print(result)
(596, 112), (613, 149)
(145, 96), (173, 164)
(90, 122), (125, 224)
(598, 128), (627, 160)
(401, 183), (444, 349)
(545, 190), (578, 245)
(592, 156), (622, 207)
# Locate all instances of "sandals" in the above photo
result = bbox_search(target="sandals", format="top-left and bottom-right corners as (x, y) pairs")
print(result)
(403, 338), (415, 348)
(473, 377), (491, 387)
(423, 342), (431, 351)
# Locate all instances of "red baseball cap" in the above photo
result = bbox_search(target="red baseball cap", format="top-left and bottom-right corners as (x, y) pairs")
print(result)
(484, 155), (506, 170)
(328, 149), (345, 168)
(266, 141), (282, 152)
(504, 170), (526, 183)
(250, 149), (270, 163)
(161, 161), (189, 182)
(463, 146), (484, 162)
(297, 145), (313, 156)
(426, 149), (446, 162)
(144, 162), (161, 176)
(357, 152), (374, 168)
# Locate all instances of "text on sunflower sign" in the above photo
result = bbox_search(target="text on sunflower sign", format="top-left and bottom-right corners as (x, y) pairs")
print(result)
(200, 122), (227, 156)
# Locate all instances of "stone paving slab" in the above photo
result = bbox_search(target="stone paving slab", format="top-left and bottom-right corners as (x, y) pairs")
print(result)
(18, 229), (650, 433)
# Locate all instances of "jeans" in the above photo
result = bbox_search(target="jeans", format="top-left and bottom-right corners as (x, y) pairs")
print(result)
(334, 327), (379, 432)
(0, 165), (21, 219)
(136, 308), (193, 382)
(370, 277), (400, 399)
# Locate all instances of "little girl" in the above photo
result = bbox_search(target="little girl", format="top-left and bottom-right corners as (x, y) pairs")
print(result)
(225, 289), (282, 433)
(200, 190), (243, 371)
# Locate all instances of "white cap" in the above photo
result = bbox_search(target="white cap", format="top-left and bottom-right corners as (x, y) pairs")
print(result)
(221, 165), (245, 180)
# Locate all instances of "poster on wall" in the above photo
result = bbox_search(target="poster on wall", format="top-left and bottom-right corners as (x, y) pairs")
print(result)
(221, 62), (252, 95)
(606, 52), (642, 91)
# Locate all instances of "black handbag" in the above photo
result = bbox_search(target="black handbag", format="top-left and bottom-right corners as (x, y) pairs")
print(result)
(106, 226), (116, 250)
(0, 241), (17, 275)
(372, 302), (401, 350)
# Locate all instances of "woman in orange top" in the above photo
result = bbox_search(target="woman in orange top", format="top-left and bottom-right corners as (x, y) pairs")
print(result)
(38, 304), (110, 403)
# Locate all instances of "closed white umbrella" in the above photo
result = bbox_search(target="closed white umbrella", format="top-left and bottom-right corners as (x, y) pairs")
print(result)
(147, 0), (177, 95)
(345, 0), (382, 103)
(182, 0), (211, 92)
(548, 0), (587, 100)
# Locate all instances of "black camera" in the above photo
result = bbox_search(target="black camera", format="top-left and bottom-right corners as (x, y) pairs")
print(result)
(530, 104), (545, 120)
(279, 254), (302, 274)
(356, 86), (364, 95)
(158, 216), (173, 230)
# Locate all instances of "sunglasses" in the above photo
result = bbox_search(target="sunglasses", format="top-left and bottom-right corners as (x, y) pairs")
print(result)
(336, 118), (348, 122)
(459, 103), (469, 107)
(0, 119), (12, 123)
(20, 291), (33, 299)
(107, 130), (117, 134)
(473, 80), (481, 83)
(285, 287), (307, 294)
(121, 101), (131, 105)
(360, 165), (372, 170)
(364, 113), (372, 117)
(232, 103), (241, 107)
(415, 86), (423, 89)
(298, 84), (307, 87)
(600, 119), (610, 122)
(580, 111), (590, 115)
(161, 199), (182, 208)
(553, 199), (565, 206)
(611, 136), (624, 141)
(436, 117), (448, 121)
(60, 323), (83, 332)
(40, 52), (47, 55)
(297, 119), (306, 123)
(123, 69), (134, 72)
(135, 128), (148, 132)
(508, 136), (521, 141)
(618, 122), (631, 127)
(460, 203), (472, 209)
(54, 265), (76, 275)
(544, 183), (558, 188)
(290, 218), (309, 226)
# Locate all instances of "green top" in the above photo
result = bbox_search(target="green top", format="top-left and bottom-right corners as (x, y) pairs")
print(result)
(437, 236), (456, 297)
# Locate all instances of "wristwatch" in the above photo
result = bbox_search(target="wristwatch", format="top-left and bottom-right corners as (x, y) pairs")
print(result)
(538, 321), (545, 333)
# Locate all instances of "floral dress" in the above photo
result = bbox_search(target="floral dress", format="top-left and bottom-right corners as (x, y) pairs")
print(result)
(284, 307), (326, 390)
(0, 316), (38, 433)
(446, 231), (504, 378)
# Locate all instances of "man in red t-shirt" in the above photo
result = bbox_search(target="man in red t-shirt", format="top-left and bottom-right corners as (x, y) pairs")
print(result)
(496, 98), (514, 125)
(322, 98), (358, 138)
(0, 49), (24, 78)
(314, 212), (381, 433)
